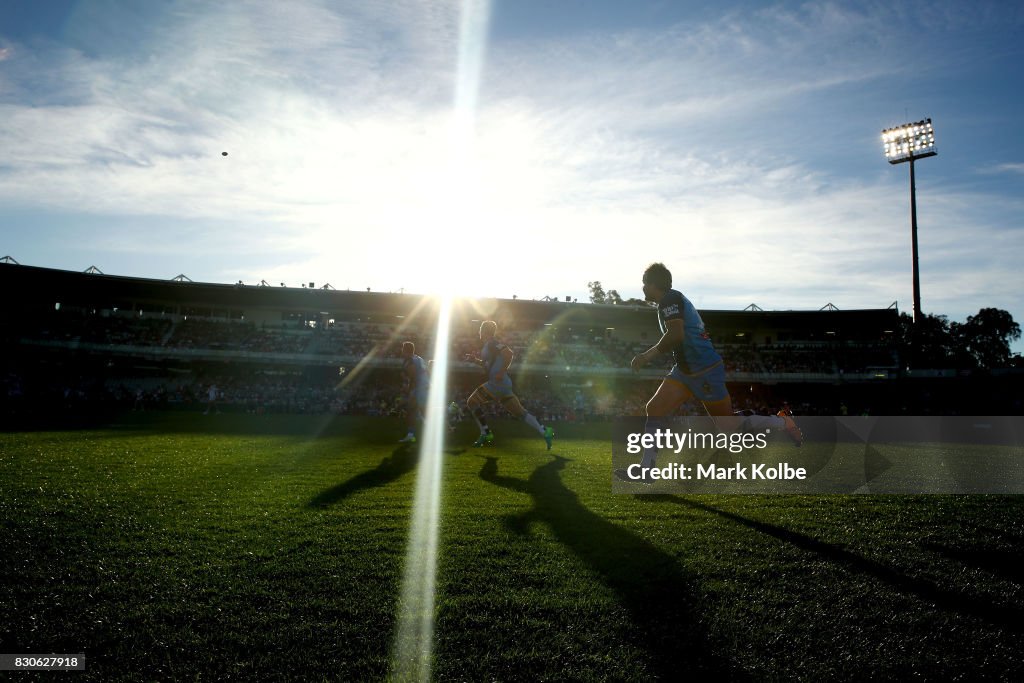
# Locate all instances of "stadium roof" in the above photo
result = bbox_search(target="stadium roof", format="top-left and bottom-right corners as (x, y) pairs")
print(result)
(0, 262), (898, 336)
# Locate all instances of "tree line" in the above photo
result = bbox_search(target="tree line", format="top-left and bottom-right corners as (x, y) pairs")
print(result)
(897, 308), (1021, 371)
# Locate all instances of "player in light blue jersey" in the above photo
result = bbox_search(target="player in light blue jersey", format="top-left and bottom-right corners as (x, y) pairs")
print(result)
(618, 263), (802, 482)
(398, 341), (430, 443)
(465, 321), (554, 450)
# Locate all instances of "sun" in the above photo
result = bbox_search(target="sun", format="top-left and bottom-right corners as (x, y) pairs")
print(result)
(399, 162), (484, 298)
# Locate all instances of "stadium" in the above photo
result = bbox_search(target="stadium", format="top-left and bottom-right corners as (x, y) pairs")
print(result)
(3, 261), (1023, 679)
(2, 262), (1020, 421)
(3, 1), (1024, 680)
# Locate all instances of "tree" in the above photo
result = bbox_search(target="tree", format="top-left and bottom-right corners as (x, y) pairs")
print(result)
(588, 281), (652, 306)
(895, 308), (1021, 370)
(953, 308), (1021, 370)
(896, 312), (955, 368)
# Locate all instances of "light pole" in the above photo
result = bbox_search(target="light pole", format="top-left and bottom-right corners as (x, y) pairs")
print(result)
(882, 118), (936, 324)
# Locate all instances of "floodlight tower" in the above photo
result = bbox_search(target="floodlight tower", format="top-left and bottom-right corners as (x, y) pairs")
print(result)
(882, 118), (936, 324)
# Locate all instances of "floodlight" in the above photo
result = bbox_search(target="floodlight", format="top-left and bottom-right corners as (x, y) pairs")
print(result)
(881, 117), (938, 323)
(882, 118), (936, 164)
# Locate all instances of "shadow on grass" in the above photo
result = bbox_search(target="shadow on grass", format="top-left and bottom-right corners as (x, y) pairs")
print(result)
(646, 495), (1024, 631)
(479, 455), (737, 680)
(308, 444), (418, 507)
(923, 542), (1024, 586)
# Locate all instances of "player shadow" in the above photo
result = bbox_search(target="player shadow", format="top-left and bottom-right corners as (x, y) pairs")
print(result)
(478, 455), (738, 680)
(922, 540), (1024, 586)
(307, 444), (418, 507)
(643, 495), (1024, 631)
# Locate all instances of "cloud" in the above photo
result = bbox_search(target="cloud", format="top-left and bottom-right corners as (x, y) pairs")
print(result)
(0, 0), (1020, 332)
(976, 162), (1024, 176)
(0, 2), (462, 217)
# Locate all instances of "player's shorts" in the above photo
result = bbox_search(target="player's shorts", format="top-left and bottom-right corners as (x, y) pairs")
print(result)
(409, 386), (428, 407)
(479, 375), (515, 402)
(666, 362), (728, 402)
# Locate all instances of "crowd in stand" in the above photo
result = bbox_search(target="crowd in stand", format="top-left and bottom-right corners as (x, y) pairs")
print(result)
(27, 314), (172, 347)
(101, 376), (633, 421)
(3, 311), (922, 422)
(171, 319), (308, 355)
(5, 362), (1020, 419)
(15, 310), (899, 376)
(1, 363), (693, 421)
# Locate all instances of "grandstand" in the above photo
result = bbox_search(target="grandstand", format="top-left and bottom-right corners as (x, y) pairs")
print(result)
(2, 262), (1017, 419)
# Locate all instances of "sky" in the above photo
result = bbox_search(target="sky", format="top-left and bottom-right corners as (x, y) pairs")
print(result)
(0, 0), (1022, 340)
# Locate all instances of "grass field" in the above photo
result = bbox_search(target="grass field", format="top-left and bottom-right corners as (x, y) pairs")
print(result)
(2, 413), (1024, 680)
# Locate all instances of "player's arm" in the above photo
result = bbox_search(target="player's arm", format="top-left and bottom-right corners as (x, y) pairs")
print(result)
(631, 319), (683, 372)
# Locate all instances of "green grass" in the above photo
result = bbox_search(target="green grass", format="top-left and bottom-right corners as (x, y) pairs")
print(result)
(2, 413), (1023, 680)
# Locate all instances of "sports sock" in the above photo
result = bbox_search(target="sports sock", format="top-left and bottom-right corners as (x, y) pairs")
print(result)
(744, 415), (785, 433)
(471, 407), (490, 434)
(640, 416), (666, 468)
(522, 412), (545, 435)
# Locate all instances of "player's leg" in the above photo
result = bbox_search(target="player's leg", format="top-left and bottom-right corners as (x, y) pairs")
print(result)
(702, 395), (735, 416)
(704, 393), (802, 445)
(399, 393), (420, 443)
(615, 377), (693, 483)
(502, 395), (555, 450)
(646, 378), (693, 416)
(501, 395), (526, 418)
(639, 378), (693, 468)
(467, 386), (494, 446)
(473, 376), (515, 446)
(701, 393), (741, 434)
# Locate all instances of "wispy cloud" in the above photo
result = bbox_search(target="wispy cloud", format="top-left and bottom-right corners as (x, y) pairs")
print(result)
(0, 0), (1021, 329)
(976, 162), (1024, 176)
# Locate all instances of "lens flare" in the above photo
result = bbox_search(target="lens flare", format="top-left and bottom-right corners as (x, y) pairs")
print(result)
(389, 296), (453, 681)
(390, 2), (491, 678)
